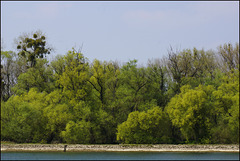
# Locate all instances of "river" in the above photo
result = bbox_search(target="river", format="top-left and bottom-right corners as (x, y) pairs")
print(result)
(1, 151), (239, 160)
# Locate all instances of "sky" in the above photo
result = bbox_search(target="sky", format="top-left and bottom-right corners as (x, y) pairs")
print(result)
(1, 1), (239, 65)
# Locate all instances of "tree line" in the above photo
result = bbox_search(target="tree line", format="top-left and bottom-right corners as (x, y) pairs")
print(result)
(1, 31), (239, 144)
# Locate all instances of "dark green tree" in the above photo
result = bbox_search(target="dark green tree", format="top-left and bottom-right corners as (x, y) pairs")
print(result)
(16, 31), (51, 68)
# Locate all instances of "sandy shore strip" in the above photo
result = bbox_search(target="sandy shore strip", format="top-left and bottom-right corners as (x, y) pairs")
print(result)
(1, 144), (239, 152)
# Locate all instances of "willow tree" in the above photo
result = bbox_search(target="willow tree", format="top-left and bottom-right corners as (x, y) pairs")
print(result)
(117, 106), (172, 144)
(165, 85), (215, 143)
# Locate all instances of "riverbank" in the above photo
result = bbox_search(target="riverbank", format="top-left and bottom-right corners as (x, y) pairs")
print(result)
(1, 144), (239, 152)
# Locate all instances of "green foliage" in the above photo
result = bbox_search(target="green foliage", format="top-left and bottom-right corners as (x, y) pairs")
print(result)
(117, 107), (172, 144)
(88, 60), (120, 109)
(56, 50), (90, 105)
(217, 43), (239, 73)
(118, 60), (149, 112)
(43, 103), (73, 143)
(166, 47), (219, 95)
(1, 41), (239, 144)
(210, 69), (239, 143)
(16, 31), (51, 67)
(165, 85), (215, 143)
(95, 109), (117, 143)
(1, 91), (47, 143)
(61, 120), (92, 144)
(12, 59), (54, 95)
(146, 59), (169, 108)
(1, 50), (26, 101)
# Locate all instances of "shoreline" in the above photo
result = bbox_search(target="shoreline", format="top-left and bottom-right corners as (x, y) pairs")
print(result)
(1, 144), (239, 153)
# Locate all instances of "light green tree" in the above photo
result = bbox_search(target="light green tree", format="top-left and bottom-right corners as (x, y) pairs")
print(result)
(56, 50), (90, 105)
(117, 106), (172, 144)
(165, 85), (215, 143)
(1, 88), (48, 143)
(61, 120), (92, 144)
(43, 103), (73, 143)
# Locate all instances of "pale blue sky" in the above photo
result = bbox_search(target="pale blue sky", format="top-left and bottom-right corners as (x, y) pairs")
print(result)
(1, 1), (239, 65)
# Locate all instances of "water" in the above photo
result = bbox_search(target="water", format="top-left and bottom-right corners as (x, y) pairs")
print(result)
(1, 151), (239, 160)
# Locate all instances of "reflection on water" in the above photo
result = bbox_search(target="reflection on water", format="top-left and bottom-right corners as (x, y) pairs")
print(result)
(1, 151), (239, 160)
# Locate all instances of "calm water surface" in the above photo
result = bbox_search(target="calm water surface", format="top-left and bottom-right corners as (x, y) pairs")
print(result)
(1, 151), (239, 160)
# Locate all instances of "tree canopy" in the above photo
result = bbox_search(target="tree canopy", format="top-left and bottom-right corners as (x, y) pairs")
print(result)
(1, 32), (239, 144)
